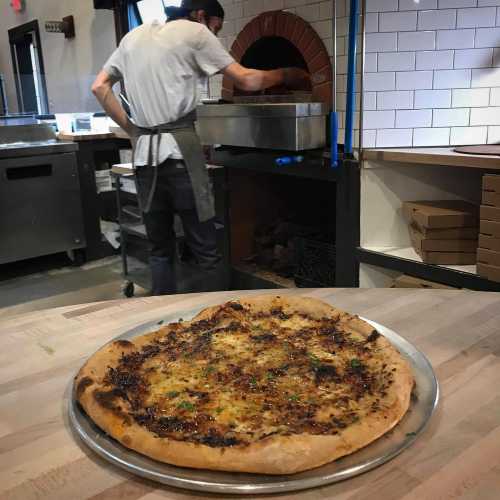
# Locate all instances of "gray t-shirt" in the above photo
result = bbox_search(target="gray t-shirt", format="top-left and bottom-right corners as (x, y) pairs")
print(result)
(103, 20), (234, 165)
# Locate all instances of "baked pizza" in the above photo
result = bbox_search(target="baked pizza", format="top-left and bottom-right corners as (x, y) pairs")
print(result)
(75, 295), (414, 474)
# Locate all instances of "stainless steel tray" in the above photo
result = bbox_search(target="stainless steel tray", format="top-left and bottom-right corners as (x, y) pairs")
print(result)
(69, 309), (439, 495)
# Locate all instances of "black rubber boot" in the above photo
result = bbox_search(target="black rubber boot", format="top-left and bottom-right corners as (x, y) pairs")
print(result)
(150, 256), (176, 296)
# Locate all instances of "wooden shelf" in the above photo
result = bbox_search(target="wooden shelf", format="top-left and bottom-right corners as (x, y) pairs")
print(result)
(357, 246), (500, 291)
(363, 147), (500, 170)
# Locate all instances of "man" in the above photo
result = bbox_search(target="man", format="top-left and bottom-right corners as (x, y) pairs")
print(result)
(92, 0), (310, 295)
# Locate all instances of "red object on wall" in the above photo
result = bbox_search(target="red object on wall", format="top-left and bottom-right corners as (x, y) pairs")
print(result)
(11, 0), (25, 13)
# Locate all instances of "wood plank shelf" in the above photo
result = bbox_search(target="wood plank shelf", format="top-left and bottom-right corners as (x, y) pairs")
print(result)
(363, 147), (500, 170)
(357, 246), (500, 291)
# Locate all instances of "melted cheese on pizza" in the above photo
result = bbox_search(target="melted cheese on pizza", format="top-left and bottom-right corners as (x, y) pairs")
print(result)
(99, 301), (399, 448)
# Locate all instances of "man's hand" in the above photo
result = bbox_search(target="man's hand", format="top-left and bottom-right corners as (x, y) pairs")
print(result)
(282, 68), (311, 91)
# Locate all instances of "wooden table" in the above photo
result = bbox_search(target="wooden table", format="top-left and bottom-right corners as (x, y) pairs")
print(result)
(2, 288), (500, 499)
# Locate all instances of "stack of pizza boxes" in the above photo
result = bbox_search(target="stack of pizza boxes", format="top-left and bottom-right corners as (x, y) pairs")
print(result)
(477, 175), (500, 282)
(403, 200), (479, 265)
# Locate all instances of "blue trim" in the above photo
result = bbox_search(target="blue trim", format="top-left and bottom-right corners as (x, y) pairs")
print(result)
(127, 1), (142, 30)
(345, 0), (359, 155)
(330, 111), (338, 167)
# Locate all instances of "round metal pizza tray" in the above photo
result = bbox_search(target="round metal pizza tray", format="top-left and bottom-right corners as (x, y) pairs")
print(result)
(69, 308), (439, 495)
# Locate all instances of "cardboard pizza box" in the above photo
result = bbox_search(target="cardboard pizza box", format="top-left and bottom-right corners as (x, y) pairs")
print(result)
(480, 220), (500, 238)
(410, 221), (478, 240)
(409, 224), (478, 252)
(403, 200), (479, 229)
(482, 174), (500, 193)
(414, 244), (477, 265)
(480, 205), (500, 222)
(420, 251), (477, 265)
(479, 234), (500, 252)
(482, 190), (500, 208)
(477, 262), (500, 283)
(477, 247), (500, 267)
(390, 274), (458, 289)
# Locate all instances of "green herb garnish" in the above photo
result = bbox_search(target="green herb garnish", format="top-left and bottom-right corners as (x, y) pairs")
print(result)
(250, 376), (257, 386)
(178, 401), (195, 411)
(309, 353), (321, 368)
(215, 407), (224, 414)
(266, 372), (275, 380)
(203, 365), (216, 376)
(166, 391), (180, 398)
(350, 358), (362, 369)
(288, 394), (300, 402)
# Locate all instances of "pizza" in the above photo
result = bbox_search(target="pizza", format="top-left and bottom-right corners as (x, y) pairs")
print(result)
(75, 295), (414, 475)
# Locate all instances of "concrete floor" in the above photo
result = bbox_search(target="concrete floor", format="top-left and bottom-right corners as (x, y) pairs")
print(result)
(0, 254), (147, 320)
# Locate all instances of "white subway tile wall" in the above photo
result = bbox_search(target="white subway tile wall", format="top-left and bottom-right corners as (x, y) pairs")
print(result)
(436, 29), (475, 49)
(396, 109), (433, 127)
(377, 90), (413, 109)
(433, 107), (470, 126)
(376, 128), (414, 146)
(415, 89), (452, 108)
(216, 0), (500, 147)
(450, 126), (488, 144)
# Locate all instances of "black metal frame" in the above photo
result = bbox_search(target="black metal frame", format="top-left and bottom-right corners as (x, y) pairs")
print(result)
(335, 158), (360, 287)
(357, 248), (500, 291)
(211, 148), (358, 289)
(8, 20), (49, 114)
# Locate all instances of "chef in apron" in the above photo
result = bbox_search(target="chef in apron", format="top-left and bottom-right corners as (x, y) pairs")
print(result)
(92, 0), (310, 295)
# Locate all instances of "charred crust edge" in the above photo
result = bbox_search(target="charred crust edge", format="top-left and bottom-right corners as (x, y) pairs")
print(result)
(114, 340), (135, 348)
(76, 376), (94, 399)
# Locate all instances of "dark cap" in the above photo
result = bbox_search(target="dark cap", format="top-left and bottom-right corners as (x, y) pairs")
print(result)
(165, 0), (225, 19)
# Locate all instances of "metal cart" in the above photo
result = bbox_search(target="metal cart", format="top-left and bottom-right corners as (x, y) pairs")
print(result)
(111, 165), (230, 298)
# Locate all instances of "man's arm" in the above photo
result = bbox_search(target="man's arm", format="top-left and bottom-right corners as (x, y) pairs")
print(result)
(91, 70), (135, 135)
(222, 63), (310, 92)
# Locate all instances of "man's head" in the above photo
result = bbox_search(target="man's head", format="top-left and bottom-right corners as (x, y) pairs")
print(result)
(165, 0), (224, 35)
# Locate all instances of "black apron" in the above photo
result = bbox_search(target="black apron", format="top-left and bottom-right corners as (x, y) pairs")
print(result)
(131, 110), (215, 222)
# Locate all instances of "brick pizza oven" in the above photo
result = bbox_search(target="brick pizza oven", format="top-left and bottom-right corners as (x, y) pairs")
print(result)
(221, 10), (333, 106)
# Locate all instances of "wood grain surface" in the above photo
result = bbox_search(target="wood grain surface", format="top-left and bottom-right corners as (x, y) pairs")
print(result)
(363, 147), (500, 170)
(57, 132), (116, 141)
(2, 288), (500, 500)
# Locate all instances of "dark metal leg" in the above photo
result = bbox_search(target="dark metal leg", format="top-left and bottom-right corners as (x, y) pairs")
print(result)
(335, 159), (360, 287)
(114, 174), (129, 278)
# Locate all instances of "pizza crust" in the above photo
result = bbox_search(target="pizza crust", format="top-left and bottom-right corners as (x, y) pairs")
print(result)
(75, 295), (414, 475)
